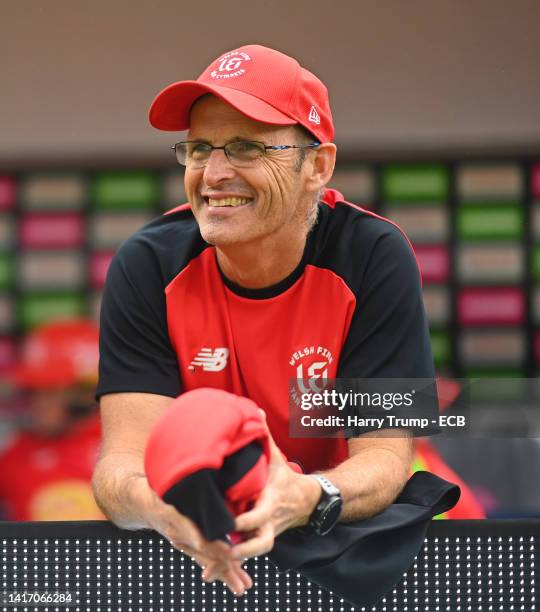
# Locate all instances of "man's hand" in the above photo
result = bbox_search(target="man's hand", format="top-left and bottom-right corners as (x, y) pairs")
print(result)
(95, 393), (253, 595)
(136, 477), (253, 595)
(228, 415), (321, 562)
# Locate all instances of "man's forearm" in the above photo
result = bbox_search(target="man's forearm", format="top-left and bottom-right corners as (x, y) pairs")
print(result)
(318, 442), (413, 521)
(91, 451), (159, 530)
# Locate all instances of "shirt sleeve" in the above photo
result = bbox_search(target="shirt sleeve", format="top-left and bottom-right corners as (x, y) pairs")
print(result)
(338, 227), (434, 379)
(96, 236), (182, 400)
(336, 226), (438, 437)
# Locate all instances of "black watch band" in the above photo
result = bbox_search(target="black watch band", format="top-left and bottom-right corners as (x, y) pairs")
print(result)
(304, 474), (343, 536)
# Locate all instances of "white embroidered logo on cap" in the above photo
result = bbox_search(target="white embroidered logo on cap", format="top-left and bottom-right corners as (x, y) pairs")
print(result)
(210, 51), (251, 80)
(308, 106), (321, 125)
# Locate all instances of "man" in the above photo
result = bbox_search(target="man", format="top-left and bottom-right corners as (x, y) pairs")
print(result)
(92, 44), (435, 596)
(0, 319), (103, 521)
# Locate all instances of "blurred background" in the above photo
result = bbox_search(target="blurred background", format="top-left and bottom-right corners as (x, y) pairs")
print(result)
(0, 0), (539, 520)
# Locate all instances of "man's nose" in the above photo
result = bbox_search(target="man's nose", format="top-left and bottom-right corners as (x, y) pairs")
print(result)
(202, 149), (236, 186)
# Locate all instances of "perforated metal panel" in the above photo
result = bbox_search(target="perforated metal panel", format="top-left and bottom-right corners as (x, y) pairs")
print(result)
(0, 521), (537, 612)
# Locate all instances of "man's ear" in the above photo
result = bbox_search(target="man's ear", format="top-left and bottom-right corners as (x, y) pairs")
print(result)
(306, 143), (337, 192)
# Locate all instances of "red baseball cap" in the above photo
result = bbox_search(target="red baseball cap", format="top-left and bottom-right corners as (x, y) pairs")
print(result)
(10, 319), (99, 389)
(149, 44), (334, 143)
(145, 388), (270, 500)
(145, 388), (270, 540)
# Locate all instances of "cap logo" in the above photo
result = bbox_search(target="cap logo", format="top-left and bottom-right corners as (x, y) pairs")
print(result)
(308, 106), (321, 125)
(210, 51), (251, 80)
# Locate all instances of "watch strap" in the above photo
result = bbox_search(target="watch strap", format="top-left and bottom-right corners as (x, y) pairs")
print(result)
(304, 474), (342, 535)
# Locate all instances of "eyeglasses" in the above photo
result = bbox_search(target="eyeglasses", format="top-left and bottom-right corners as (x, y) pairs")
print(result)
(171, 140), (320, 168)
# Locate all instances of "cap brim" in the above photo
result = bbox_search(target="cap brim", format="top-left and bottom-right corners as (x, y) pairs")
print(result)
(149, 81), (297, 131)
(8, 365), (75, 389)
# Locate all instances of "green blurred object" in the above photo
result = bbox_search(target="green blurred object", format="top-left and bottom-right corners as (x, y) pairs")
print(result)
(532, 244), (540, 282)
(457, 204), (524, 241)
(18, 293), (86, 329)
(0, 254), (13, 290)
(463, 371), (527, 403)
(91, 171), (161, 209)
(430, 329), (450, 368)
(382, 164), (449, 203)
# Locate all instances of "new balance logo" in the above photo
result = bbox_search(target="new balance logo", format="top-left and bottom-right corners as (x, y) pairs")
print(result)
(308, 106), (321, 125)
(188, 348), (229, 372)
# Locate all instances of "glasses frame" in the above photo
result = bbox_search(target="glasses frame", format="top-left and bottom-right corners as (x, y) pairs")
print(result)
(171, 140), (321, 167)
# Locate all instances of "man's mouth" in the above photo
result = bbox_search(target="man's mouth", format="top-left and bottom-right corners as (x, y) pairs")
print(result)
(205, 197), (253, 208)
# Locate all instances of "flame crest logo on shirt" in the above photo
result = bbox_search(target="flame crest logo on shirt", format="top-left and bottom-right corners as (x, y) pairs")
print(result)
(289, 345), (333, 393)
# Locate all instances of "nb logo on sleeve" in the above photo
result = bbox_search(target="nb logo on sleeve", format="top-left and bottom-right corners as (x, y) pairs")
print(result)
(188, 348), (230, 372)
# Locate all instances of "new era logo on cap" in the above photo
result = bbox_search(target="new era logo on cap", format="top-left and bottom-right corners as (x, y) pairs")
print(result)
(308, 106), (321, 125)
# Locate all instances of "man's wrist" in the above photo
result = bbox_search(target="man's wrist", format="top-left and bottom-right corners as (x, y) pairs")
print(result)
(295, 474), (323, 527)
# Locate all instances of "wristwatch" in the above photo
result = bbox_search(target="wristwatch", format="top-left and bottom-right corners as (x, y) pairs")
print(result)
(304, 474), (343, 536)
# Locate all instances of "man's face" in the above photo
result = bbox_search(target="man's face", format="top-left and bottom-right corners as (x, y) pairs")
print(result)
(26, 386), (96, 436)
(184, 95), (319, 248)
(26, 388), (72, 435)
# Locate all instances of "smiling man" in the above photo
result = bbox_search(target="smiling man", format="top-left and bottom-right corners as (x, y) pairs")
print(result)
(183, 96), (329, 288)
(92, 45), (436, 596)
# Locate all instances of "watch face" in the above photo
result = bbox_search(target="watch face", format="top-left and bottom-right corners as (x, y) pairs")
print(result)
(318, 498), (342, 536)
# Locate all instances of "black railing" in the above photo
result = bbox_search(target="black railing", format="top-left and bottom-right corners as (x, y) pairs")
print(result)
(0, 520), (538, 612)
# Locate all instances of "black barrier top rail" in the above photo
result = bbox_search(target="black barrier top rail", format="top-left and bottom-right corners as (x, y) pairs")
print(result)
(1, 518), (540, 538)
(0, 520), (538, 612)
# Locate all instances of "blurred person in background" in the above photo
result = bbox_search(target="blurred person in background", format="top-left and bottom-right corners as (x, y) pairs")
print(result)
(412, 377), (485, 519)
(0, 319), (104, 521)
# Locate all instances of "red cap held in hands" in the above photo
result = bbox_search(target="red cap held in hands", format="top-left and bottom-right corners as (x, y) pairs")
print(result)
(144, 388), (271, 541)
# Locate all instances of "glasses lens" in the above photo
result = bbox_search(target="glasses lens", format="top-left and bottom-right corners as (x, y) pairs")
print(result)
(226, 141), (265, 164)
(176, 142), (212, 167)
(174, 143), (188, 166)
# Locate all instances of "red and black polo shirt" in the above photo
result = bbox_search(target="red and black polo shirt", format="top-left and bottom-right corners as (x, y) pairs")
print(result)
(97, 189), (435, 474)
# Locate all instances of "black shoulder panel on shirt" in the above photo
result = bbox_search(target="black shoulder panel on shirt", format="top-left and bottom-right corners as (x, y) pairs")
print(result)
(312, 201), (434, 377)
(96, 209), (208, 400)
(310, 201), (418, 294)
(312, 201), (437, 438)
